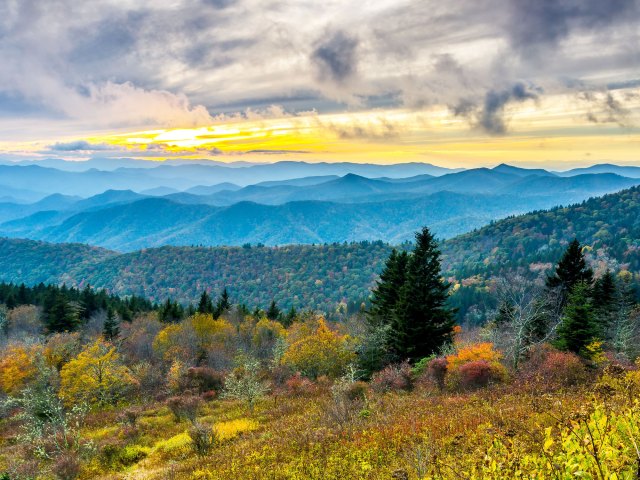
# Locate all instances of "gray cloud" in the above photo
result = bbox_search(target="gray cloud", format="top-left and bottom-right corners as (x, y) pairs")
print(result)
(480, 83), (541, 134)
(507, 0), (639, 57)
(311, 31), (359, 84)
(452, 83), (541, 134)
(49, 140), (113, 151)
(0, 0), (638, 141)
(582, 90), (636, 126)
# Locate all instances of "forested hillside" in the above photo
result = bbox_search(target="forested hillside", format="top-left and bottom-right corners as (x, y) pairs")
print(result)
(442, 185), (640, 280)
(0, 239), (396, 312)
(2, 186), (640, 317)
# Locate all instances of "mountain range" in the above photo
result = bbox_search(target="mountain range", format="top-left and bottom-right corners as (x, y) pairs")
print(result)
(1, 160), (640, 250)
(1, 184), (638, 311)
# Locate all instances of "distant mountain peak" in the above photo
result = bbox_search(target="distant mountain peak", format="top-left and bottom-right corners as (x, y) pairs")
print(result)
(492, 163), (555, 177)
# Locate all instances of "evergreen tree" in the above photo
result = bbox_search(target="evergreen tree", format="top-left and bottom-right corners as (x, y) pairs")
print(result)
(593, 271), (617, 309)
(389, 227), (456, 361)
(281, 306), (297, 328)
(197, 290), (214, 314)
(266, 300), (281, 321)
(44, 291), (80, 333)
(592, 270), (618, 335)
(368, 249), (408, 327)
(546, 239), (594, 304)
(16, 283), (29, 305)
(214, 288), (231, 318)
(5, 293), (16, 310)
(159, 298), (183, 323)
(555, 281), (599, 356)
(103, 308), (120, 341)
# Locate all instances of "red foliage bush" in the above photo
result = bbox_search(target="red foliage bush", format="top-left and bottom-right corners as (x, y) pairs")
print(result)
(284, 372), (316, 397)
(186, 367), (225, 393)
(370, 362), (414, 393)
(458, 360), (492, 390)
(520, 344), (587, 388)
(427, 357), (448, 391)
(201, 390), (217, 401)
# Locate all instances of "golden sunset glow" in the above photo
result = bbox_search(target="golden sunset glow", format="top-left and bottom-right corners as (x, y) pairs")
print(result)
(0, 90), (617, 169)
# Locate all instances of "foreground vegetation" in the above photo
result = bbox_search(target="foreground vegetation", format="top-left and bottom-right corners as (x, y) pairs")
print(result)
(1, 228), (639, 479)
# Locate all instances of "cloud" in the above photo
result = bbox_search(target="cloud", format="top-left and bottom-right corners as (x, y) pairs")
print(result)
(311, 31), (359, 84)
(581, 90), (636, 126)
(481, 83), (540, 134)
(0, 0), (639, 143)
(49, 141), (113, 151)
(452, 83), (541, 134)
(245, 149), (311, 155)
(507, 0), (638, 57)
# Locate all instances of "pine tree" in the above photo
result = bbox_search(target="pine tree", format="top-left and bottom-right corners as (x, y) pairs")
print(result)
(389, 227), (456, 361)
(281, 306), (297, 328)
(592, 270), (618, 335)
(593, 271), (617, 308)
(44, 291), (80, 333)
(197, 290), (214, 314)
(368, 249), (409, 327)
(555, 281), (599, 356)
(546, 239), (594, 304)
(103, 308), (120, 341)
(266, 300), (281, 321)
(214, 288), (231, 318)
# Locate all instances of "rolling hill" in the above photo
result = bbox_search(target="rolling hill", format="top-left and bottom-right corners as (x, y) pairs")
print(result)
(442, 185), (640, 280)
(1, 186), (639, 314)
(0, 191), (575, 251)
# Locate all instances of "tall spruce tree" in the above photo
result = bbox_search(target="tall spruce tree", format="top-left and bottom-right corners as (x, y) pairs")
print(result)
(546, 239), (594, 304)
(214, 288), (231, 318)
(281, 306), (297, 328)
(44, 291), (80, 333)
(266, 300), (281, 321)
(593, 271), (617, 309)
(103, 308), (120, 341)
(555, 281), (599, 356)
(197, 290), (214, 314)
(389, 227), (456, 361)
(368, 249), (409, 327)
(592, 270), (618, 335)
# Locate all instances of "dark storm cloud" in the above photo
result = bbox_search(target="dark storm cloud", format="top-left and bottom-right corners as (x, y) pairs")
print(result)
(480, 83), (540, 134)
(311, 31), (359, 84)
(507, 0), (639, 56)
(453, 83), (541, 134)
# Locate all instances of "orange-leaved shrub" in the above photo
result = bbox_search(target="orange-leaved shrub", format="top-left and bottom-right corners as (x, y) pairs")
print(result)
(446, 342), (506, 390)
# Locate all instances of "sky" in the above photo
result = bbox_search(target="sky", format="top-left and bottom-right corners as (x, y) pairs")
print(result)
(0, 0), (639, 169)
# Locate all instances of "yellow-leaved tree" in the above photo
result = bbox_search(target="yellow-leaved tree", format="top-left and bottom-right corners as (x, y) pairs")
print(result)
(153, 314), (236, 364)
(60, 339), (137, 407)
(281, 318), (355, 379)
(0, 343), (41, 395)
